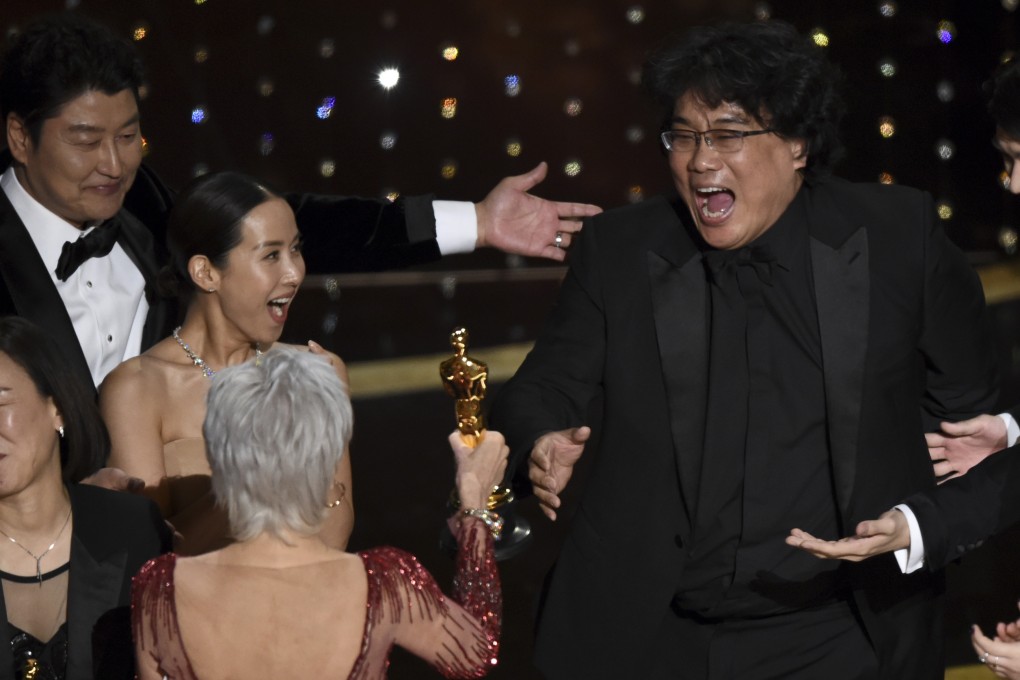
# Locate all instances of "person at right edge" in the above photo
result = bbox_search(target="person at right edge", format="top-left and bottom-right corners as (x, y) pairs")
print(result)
(489, 20), (998, 680)
(787, 57), (1020, 679)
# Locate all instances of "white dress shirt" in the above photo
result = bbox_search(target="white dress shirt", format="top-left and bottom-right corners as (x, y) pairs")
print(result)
(1, 167), (148, 387)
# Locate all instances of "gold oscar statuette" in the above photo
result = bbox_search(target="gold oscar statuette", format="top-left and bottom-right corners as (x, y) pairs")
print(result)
(439, 327), (513, 510)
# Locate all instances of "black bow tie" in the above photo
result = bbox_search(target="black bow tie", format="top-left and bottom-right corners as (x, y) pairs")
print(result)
(703, 244), (776, 285)
(54, 222), (121, 282)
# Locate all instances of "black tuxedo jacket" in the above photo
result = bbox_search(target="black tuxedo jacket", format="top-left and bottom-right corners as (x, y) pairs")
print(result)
(0, 155), (442, 390)
(0, 484), (170, 680)
(490, 176), (999, 679)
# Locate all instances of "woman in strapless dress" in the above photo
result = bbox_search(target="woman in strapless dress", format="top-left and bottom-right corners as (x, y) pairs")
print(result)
(99, 171), (351, 555)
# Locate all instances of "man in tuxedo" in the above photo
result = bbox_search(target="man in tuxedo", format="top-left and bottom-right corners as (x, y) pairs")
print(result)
(0, 13), (598, 392)
(489, 21), (998, 679)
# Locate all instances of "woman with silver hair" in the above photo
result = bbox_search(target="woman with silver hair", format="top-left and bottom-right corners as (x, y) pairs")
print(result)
(131, 349), (506, 678)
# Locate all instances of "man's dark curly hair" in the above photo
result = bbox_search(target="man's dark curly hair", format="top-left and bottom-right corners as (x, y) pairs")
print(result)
(987, 56), (1020, 138)
(0, 12), (144, 145)
(643, 20), (846, 178)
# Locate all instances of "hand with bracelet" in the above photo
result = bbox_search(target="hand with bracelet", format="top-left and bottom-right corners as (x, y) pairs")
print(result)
(448, 431), (509, 540)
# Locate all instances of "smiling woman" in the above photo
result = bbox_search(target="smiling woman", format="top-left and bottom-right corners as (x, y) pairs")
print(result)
(97, 172), (352, 556)
(0, 316), (168, 680)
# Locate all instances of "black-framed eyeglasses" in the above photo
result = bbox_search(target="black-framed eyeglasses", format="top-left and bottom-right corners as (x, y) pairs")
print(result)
(660, 128), (776, 154)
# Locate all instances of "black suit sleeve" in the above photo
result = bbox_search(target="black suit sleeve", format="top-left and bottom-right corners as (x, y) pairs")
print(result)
(916, 194), (1000, 430)
(907, 444), (1020, 570)
(122, 160), (444, 274)
(287, 191), (442, 273)
(489, 218), (606, 493)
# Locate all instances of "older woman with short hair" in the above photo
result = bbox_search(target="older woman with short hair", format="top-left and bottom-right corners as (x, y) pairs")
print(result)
(132, 349), (505, 679)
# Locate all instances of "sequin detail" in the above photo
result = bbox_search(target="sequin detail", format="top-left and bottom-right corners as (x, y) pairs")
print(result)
(131, 519), (501, 679)
(350, 519), (501, 679)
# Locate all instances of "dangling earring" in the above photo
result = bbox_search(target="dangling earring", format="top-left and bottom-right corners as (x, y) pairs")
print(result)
(326, 481), (347, 509)
(58, 426), (65, 438)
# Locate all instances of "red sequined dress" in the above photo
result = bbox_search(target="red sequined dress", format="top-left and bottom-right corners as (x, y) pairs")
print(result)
(131, 520), (500, 678)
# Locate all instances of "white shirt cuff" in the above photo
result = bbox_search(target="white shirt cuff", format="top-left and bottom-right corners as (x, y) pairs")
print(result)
(1000, 412), (1020, 448)
(892, 504), (925, 574)
(433, 200), (478, 255)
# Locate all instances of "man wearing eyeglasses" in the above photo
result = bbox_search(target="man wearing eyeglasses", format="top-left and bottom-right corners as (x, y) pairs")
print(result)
(490, 20), (997, 679)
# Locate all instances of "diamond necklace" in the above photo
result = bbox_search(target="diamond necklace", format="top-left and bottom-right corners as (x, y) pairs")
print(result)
(0, 506), (72, 585)
(172, 326), (263, 378)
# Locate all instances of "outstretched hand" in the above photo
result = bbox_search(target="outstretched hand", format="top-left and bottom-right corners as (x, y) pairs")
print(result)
(529, 426), (591, 521)
(475, 162), (601, 261)
(786, 509), (910, 561)
(927, 414), (1007, 483)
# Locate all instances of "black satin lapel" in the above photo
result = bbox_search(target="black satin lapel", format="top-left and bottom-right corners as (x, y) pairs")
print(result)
(811, 229), (869, 518)
(66, 534), (127, 680)
(115, 211), (175, 350)
(648, 249), (708, 534)
(0, 197), (94, 391)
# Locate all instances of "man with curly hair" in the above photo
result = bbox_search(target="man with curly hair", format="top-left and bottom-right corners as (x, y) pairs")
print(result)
(490, 20), (998, 679)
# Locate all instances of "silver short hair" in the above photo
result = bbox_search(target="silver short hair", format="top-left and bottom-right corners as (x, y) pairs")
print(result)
(204, 348), (352, 541)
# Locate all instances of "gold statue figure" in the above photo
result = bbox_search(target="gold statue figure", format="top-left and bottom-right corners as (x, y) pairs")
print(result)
(440, 327), (512, 510)
(440, 327), (488, 446)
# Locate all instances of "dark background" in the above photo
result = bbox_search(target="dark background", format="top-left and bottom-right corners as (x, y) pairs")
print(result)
(5, 1), (1020, 677)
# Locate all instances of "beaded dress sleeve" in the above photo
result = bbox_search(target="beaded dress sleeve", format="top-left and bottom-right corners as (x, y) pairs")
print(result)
(349, 518), (501, 679)
(131, 553), (199, 680)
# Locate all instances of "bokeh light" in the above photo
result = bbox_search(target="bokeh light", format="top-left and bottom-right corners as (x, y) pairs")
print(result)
(936, 80), (955, 103)
(441, 98), (458, 119)
(378, 68), (400, 89)
(504, 75), (521, 97)
(935, 139), (956, 161)
(316, 97), (336, 120)
(441, 44), (459, 61)
(936, 20), (956, 44)
(878, 116), (896, 138)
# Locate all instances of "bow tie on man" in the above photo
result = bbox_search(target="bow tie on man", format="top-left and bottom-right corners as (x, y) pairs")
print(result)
(55, 222), (121, 282)
(702, 244), (777, 286)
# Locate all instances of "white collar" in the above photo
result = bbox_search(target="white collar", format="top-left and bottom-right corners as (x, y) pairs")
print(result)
(0, 166), (100, 272)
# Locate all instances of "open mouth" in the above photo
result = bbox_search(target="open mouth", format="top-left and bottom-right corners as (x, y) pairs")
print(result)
(267, 297), (292, 323)
(695, 187), (735, 223)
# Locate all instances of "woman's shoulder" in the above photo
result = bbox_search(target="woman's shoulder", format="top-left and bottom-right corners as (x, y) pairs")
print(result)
(358, 547), (435, 587)
(100, 348), (172, 395)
